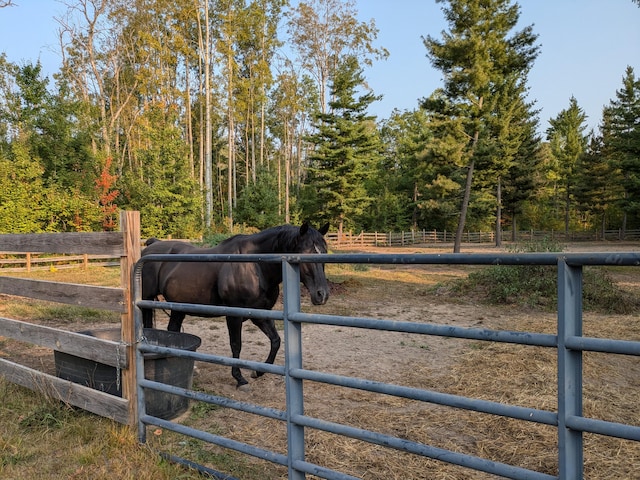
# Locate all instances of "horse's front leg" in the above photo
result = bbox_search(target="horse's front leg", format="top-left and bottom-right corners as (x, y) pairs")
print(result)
(226, 316), (249, 387)
(142, 308), (154, 329)
(167, 311), (186, 332)
(250, 319), (281, 378)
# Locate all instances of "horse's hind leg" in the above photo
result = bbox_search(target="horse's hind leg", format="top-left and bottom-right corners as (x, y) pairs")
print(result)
(226, 316), (249, 387)
(250, 319), (281, 378)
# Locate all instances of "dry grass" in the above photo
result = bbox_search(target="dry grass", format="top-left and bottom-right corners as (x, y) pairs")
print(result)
(0, 380), (200, 479)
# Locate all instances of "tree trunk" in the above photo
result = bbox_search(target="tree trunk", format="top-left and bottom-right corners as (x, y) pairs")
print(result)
(227, 49), (235, 232)
(454, 159), (475, 253)
(202, 3), (213, 230)
(412, 182), (419, 230)
(184, 56), (194, 178)
(285, 129), (291, 224)
(453, 97), (483, 253)
(495, 177), (502, 247)
(564, 188), (570, 234)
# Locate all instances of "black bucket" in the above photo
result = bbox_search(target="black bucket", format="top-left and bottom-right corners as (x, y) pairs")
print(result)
(54, 328), (201, 420)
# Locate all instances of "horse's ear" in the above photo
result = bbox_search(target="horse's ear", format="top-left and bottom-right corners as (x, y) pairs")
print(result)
(318, 223), (329, 235)
(299, 222), (310, 236)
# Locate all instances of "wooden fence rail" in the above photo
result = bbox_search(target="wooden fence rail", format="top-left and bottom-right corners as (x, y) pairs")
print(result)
(0, 212), (140, 425)
(0, 253), (119, 272)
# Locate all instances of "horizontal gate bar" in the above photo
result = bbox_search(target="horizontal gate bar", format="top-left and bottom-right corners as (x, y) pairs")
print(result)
(139, 378), (286, 421)
(290, 459), (360, 480)
(291, 368), (558, 426)
(290, 312), (558, 347)
(565, 335), (640, 356)
(136, 299), (284, 321)
(138, 343), (286, 376)
(139, 251), (640, 266)
(160, 452), (240, 480)
(142, 414), (289, 467)
(566, 415), (640, 441)
(291, 414), (557, 480)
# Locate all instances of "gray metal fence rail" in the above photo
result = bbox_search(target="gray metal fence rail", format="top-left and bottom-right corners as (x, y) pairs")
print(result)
(132, 252), (640, 480)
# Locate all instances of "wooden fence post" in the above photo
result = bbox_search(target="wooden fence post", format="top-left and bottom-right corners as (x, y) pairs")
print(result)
(119, 211), (141, 426)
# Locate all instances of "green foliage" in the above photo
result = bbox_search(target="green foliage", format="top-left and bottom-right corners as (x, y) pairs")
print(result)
(302, 56), (383, 233)
(0, 142), (46, 232)
(234, 168), (283, 229)
(0, 139), (101, 233)
(546, 96), (589, 232)
(602, 66), (640, 227)
(0, 2), (637, 237)
(422, 0), (541, 244)
(573, 135), (622, 235)
(449, 238), (640, 313)
(455, 238), (562, 307)
(375, 109), (437, 230)
(202, 232), (232, 247)
(121, 104), (203, 239)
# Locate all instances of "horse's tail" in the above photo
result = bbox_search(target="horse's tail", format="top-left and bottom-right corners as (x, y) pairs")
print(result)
(145, 237), (160, 246)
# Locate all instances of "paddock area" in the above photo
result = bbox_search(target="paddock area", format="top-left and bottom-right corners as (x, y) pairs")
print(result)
(1, 230), (640, 479)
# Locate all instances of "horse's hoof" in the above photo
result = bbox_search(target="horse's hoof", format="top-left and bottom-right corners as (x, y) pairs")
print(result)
(250, 370), (259, 379)
(237, 383), (251, 393)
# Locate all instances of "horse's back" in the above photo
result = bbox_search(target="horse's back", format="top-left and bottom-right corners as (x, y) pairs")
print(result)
(142, 239), (198, 255)
(141, 240), (224, 305)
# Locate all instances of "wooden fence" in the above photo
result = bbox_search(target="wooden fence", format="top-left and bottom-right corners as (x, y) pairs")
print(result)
(0, 212), (141, 425)
(0, 253), (119, 272)
(326, 229), (640, 248)
(2, 226), (639, 274)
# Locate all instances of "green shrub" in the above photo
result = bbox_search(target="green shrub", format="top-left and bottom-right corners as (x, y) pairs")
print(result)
(449, 239), (640, 313)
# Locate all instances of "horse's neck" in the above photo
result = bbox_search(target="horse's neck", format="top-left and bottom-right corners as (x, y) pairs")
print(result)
(211, 227), (291, 254)
(244, 228), (291, 254)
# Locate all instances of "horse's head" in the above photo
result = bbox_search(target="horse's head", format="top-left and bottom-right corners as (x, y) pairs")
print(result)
(296, 222), (330, 305)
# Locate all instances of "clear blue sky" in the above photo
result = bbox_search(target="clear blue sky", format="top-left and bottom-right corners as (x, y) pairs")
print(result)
(1, 1), (639, 135)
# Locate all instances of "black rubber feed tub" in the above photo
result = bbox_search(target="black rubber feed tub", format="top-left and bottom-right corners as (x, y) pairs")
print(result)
(54, 328), (201, 420)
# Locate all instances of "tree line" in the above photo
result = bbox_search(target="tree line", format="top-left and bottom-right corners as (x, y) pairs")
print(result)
(0, 0), (639, 250)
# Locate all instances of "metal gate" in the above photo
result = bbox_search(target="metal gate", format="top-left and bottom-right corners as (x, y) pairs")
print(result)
(132, 252), (640, 479)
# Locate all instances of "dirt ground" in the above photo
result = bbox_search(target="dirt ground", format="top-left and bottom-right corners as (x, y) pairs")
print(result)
(3, 241), (640, 479)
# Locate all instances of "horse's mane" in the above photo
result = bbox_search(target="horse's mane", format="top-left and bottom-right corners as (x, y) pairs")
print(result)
(217, 224), (317, 253)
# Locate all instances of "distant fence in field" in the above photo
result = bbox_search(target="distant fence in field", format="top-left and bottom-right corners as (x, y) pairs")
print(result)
(326, 229), (640, 248)
(2, 229), (639, 272)
(0, 252), (120, 272)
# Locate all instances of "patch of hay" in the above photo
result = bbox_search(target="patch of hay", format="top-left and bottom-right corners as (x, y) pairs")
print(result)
(173, 310), (640, 479)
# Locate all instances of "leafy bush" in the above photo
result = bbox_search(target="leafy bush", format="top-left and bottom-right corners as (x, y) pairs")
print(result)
(201, 232), (231, 247)
(448, 239), (640, 313)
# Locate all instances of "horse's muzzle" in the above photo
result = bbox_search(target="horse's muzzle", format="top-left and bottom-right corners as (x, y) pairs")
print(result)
(311, 289), (329, 305)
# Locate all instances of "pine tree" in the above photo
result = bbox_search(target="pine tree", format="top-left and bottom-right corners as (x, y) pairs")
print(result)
(376, 109), (433, 231)
(422, 0), (539, 251)
(302, 56), (382, 235)
(481, 74), (541, 244)
(546, 96), (589, 233)
(601, 66), (640, 229)
(574, 134), (622, 236)
(287, 0), (388, 114)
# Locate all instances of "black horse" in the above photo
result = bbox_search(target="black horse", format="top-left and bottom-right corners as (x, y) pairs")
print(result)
(140, 223), (330, 387)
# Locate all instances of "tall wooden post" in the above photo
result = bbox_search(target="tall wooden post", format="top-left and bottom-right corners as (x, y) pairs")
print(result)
(120, 211), (141, 425)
